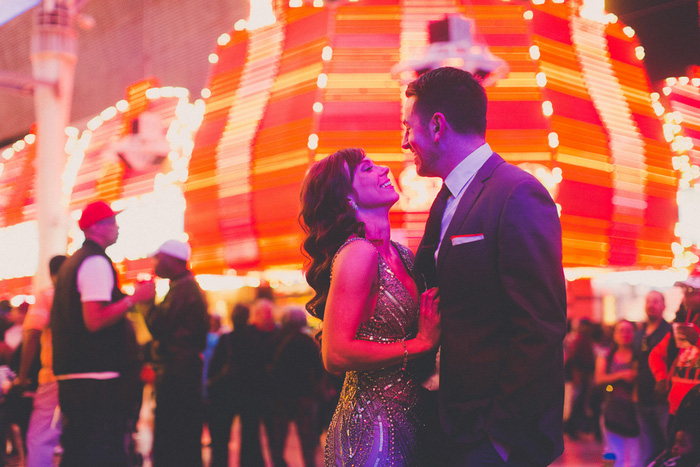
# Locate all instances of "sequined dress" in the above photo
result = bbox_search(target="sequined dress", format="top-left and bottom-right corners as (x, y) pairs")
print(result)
(325, 237), (424, 467)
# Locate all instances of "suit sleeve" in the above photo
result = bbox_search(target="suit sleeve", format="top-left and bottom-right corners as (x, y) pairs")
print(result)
(493, 177), (568, 419)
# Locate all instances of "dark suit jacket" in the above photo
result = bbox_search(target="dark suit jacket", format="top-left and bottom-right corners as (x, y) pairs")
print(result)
(416, 153), (567, 466)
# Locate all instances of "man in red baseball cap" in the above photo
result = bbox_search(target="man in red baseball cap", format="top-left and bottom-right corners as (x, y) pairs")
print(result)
(50, 200), (155, 466)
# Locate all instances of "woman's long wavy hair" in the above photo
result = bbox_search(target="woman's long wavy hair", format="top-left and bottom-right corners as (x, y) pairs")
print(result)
(300, 148), (366, 321)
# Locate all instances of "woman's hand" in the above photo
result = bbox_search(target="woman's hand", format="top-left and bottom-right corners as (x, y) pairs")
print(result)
(416, 287), (440, 352)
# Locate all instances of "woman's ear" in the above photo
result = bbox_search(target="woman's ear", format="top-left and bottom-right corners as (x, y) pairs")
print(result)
(347, 197), (358, 211)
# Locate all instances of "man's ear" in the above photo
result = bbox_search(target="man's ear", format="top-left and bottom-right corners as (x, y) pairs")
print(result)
(431, 112), (447, 142)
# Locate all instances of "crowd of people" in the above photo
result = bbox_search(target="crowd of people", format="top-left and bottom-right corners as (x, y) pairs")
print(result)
(563, 266), (700, 467)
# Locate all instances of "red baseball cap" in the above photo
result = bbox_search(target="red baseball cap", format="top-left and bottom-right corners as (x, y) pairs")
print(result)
(78, 201), (121, 231)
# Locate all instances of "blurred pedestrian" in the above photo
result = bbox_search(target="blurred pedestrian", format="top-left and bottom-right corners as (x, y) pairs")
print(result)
(50, 200), (155, 467)
(565, 318), (597, 439)
(596, 319), (641, 467)
(650, 264), (700, 442)
(141, 240), (209, 467)
(634, 290), (672, 464)
(267, 307), (324, 467)
(13, 254), (66, 467)
(208, 303), (267, 467)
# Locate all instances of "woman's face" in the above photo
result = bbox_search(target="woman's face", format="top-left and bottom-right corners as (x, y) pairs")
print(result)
(613, 321), (635, 347)
(350, 157), (399, 210)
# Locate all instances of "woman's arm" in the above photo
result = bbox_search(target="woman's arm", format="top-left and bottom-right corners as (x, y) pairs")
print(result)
(321, 240), (439, 374)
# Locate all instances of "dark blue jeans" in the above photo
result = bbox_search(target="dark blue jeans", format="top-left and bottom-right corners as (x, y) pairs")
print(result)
(58, 378), (128, 467)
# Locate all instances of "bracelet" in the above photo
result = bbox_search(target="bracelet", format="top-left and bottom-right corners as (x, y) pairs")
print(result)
(401, 340), (408, 372)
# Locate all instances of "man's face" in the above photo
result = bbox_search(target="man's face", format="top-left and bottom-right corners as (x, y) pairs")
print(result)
(93, 216), (119, 247)
(402, 97), (439, 177)
(153, 253), (175, 279)
(645, 291), (665, 321)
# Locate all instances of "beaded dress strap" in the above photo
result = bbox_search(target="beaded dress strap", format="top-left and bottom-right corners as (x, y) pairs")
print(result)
(330, 237), (380, 283)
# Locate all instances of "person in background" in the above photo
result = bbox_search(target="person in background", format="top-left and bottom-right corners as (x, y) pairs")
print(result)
(50, 200), (155, 466)
(141, 240), (209, 467)
(207, 303), (267, 467)
(596, 319), (641, 467)
(650, 264), (700, 441)
(12, 255), (67, 467)
(565, 318), (597, 440)
(267, 306), (324, 467)
(634, 290), (672, 464)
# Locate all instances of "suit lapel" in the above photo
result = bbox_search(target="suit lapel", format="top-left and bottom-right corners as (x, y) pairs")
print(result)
(435, 153), (505, 273)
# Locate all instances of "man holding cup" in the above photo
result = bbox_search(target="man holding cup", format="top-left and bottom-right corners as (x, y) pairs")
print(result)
(649, 264), (700, 437)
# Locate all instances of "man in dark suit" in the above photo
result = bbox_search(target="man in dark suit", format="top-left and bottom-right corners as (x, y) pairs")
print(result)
(403, 67), (567, 466)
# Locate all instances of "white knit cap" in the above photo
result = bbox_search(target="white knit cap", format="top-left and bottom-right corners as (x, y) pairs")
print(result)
(154, 240), (191, 261)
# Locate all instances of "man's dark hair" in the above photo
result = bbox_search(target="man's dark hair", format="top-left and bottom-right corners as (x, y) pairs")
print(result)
(49, 255), (67, 276)
(405, 66), (487, 136)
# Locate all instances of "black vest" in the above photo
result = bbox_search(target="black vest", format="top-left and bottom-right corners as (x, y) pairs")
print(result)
(50, 239), (128, 376)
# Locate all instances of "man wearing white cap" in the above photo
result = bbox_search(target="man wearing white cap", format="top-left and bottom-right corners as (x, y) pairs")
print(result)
(141, 240), (209, 467)
(51, 200), (156, 466)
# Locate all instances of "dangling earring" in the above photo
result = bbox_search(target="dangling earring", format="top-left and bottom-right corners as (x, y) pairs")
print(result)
(348, 199), (358, 211)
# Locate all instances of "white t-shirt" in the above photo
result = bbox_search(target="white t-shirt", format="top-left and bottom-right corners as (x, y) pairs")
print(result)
(76, 255), (115, 303)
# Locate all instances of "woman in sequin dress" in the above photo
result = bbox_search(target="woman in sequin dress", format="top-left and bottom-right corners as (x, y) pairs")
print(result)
(300, 148), (441, 466)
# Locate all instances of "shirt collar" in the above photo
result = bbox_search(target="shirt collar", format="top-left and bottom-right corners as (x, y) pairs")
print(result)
(444, 143), (492, 198)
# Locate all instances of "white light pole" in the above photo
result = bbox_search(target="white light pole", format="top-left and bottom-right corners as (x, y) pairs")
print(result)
(30, 0), (78, 292)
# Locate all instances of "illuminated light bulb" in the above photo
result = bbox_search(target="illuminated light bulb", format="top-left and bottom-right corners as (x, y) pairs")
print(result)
(553, 167), (563, 183)
(116, 100), (129, 112)
(1, 148), (11, 160)
(208, 53), (219, 64)
(692, 78), (700, 86)
(622, 26), (635, 38)
(652, 102), (664, 116)
(666, 77), (678, 86)
(24, 134), (36, 144)
(317, 73), (328, 88)
(650, 92), (660, 101)
(635, 46), (645, 60)
(201, 88), (211, 99)
(532, 0), (544, 4)
(607, 13), (618, 23)
(552, 0), (564, 3)
(313, 102), (323, 112)
(548, 132), (559, 149)
(322, 46), (333, 61)
(289, 0), (302, 6)
(662, 87), (671, 96)
(217, 33), (231, 46)
(308, 133), (319, 150)
(145, 88), (160, 99)
(87, 116), (103, 131)
(536, 72), (547, 87)
(313, 0), (323, 6)
(13, 140), (26, 152)
(679, 77), (690, 85)
(101, 106), (117, 121)
(523, 10), (533, 20)
(529, 45), (540, 60)
(542, 101), (553, 117)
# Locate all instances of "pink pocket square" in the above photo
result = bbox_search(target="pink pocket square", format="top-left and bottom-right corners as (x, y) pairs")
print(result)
(451, 234), (484, 246)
